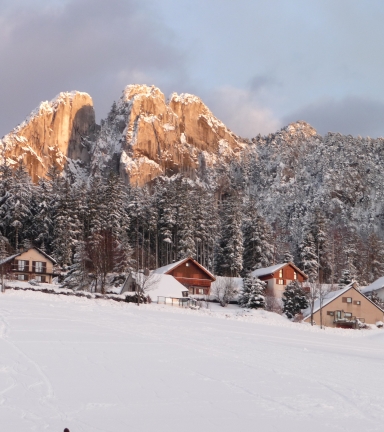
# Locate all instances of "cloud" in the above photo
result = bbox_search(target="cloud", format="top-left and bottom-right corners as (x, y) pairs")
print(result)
(205, 86), (282, 138)
(0, 0), (186, 136)
(283, 96), (384, 138)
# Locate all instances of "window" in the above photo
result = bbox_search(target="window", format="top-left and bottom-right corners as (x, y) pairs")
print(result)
(35, 275), (46, 283)
(355, 300), (361, 305)
(198, 288), (204, 294)
(293, 271), (297, 280)
(346, 297), (352, 303)
(342, 297), (353, 303)
(17, 260), (28, 271)
(344, 312), (352, 318)
(182, 291), (189, 297)
(278, 279), (284, 285)
(336, 311), (341, 319)
(186, 263), (190, 267)
(327, 311), (334, 316)
(17, 274), (26, 281)
(35, 262), (43, 273)
(279, 269), (283, 278)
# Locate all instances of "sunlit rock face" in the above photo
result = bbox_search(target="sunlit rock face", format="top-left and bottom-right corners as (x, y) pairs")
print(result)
(2, 85), (246, 186)
(1, 92), (96, 182)
(93, 84), (245, 186)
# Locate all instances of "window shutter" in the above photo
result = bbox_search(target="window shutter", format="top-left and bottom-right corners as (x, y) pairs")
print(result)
(24, 261), (29, 272)
(42, 262), (47, 273)
(342, 297), (347, 303)
(32, 261), (36, 273)
(41, 276), (46, 283)
(24, 274), (29, 281)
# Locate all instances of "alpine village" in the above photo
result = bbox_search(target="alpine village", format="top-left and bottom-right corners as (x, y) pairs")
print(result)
(1, 85), (384, 330)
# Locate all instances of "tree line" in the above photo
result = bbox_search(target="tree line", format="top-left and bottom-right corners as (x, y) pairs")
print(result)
(0, 158), (383, 291)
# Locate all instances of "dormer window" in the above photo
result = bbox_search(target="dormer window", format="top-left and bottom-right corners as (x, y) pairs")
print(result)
(293, 271), (297, 280)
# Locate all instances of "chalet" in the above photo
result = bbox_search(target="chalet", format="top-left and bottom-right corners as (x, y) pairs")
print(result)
(303, 283), (384, 329)
(0, 247), (56, 283)
(251, 262), (308, 299)
(153, 257), (216, 295)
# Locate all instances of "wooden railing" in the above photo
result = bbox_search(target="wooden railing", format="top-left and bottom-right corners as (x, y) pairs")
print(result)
(174, 277), (211, 287)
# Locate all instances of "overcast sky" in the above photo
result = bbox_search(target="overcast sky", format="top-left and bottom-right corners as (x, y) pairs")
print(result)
(1, 0), (384, 138)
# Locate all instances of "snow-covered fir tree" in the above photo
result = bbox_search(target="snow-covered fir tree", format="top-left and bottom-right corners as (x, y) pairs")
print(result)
(282, 281), (309, 319)
(238, 274), (266, 309)
(242, 198), (273, 274)
(216, 193), (244, 277)
(338, 269), (354, 288)
(62, 241), (90, 290)
(299, 229), (319, 282)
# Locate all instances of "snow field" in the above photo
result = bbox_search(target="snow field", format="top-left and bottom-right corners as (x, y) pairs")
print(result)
(1, 290), (384, 431)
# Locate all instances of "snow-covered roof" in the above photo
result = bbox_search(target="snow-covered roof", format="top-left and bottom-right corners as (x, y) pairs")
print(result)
(361, 277), (384, 295)
(251, 262), (307, 279)
(302, 283), (366, 319)
(0, 254), (20, 266)
(152, 259), (186, 275)
(251, 263), (286, 278)
(145, 274), (189, 301)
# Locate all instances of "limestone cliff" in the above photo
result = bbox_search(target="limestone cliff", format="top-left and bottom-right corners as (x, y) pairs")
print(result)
(1, 91), (96, 182)
(93, 85), (245, 186)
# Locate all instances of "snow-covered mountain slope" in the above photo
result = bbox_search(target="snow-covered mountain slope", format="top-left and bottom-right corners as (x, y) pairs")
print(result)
(1, 290), (384, 432)
(92, 84), (245, 186)
(246, 121), (384, 236)
(1, 91), (97, 181)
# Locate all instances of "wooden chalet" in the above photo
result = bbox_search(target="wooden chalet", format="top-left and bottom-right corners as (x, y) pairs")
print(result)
(0, 247), (56, 283)
(153, 257), (216, 295)
(303, 283), (384, 328)
(251, 262), (308, 299)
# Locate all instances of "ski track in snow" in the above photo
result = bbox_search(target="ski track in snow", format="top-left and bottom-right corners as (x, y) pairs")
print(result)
(1, 290), (384, 431)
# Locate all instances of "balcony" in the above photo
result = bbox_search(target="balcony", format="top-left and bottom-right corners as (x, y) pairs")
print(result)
(174, 277), (211, 287)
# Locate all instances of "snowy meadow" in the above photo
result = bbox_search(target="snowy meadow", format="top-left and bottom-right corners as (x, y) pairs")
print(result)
(1, 290), (384, 431)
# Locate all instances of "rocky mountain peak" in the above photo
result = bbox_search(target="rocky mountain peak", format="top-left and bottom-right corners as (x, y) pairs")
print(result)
(1, 91), (96, 182)
(94, 84), (245, 186)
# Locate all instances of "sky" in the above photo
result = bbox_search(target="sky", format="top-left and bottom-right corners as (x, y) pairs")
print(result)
(1, 0), (384, 138)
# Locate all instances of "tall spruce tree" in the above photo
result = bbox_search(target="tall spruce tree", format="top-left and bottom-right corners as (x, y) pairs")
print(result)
(242, 199), (273, 274)
(299, 229), (319, 282)
(216, 193), (243, 277)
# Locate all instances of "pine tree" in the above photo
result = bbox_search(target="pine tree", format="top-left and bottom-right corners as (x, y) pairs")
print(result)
(283, 250), (294, 263)
(51, 179), (80, 266)
(242, 199), (273, 273)
(311, 210), (331, 282)
(4, 162), (33, 250)
(176, 180), (196, 260)
(62, 241), (90, 290)
(338, 269), (353, 288)
(238, 274), (266, 309)
(282, 281), (309, 319)
(299, 229), (319, 282)
(216, 194), (244, 277)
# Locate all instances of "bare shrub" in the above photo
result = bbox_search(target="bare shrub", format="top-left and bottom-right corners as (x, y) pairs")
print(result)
(212, 277), (237, 307)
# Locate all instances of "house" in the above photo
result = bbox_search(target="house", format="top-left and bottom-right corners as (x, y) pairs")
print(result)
(303, 283), (384, 328)
(251, 262), (308, 299)
(153, 257), (216, 295)
(0, 247), (56, 283)
(361, 277), (384, 301)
